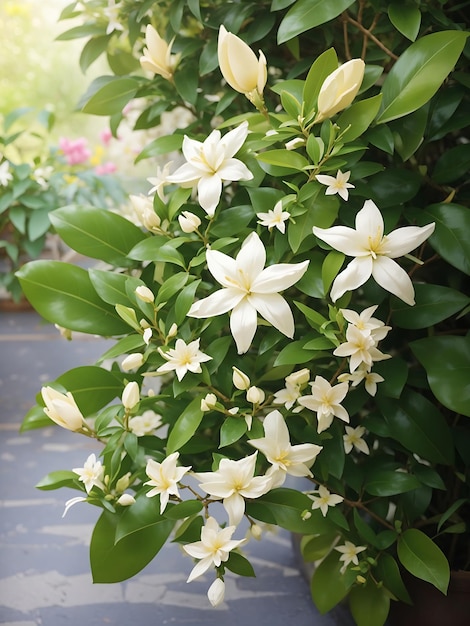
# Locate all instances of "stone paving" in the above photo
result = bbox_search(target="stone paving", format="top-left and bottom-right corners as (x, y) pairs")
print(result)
(0, 310), (354, 626)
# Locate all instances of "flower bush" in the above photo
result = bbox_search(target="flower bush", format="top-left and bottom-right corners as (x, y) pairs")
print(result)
(18, 2), (469, 625)
(0, 107), (127, 301)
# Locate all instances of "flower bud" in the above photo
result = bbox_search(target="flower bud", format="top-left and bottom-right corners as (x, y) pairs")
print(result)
(286, 368), (310, 387)
(55, 324), (72, 340)
(135, 286), (155, 303)
(201, 393), (217, 412)
(41, 386), (85, 431)
(250, 524), (262, 540)
(117, 494), (136, 506)
(115, 472), (132, 493)
(178, 211), (201, 233)
(207, 578), (225, 607)
(143, 328), (153, 345)
(246, 386), (265, 405)
(121, 353), (144, 372)
(218, 25), (267, 97)
(232, 366), (250, 390)
(167, 323), (178, 338)
(316, 59), (365, 123)
(285, 137), (305, 151)
(122, 381), (140, 410)
(140, 25), (180, 81)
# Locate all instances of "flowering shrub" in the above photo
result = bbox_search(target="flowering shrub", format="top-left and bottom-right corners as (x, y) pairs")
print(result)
(0, 107), (127, 300)
(18, 2), (470, 625)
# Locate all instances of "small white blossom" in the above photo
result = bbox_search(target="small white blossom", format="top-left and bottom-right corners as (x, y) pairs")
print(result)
(157, 338), (212, 381)
(128, 410), (162, 436)
(333, 325), (390, 373)
(117, 493), (136, 506)
(316, 170), (354, 201)
(335, 541), (367, 574)
(147, 161), (173, 202)
(298, 376), (349, 433)
(207, 578), (225, 607)
(232, 366), (251, 390)
(121, 353), (144, 372)
(41, 386), (86, 431)
(145, 452), (191, 514)
(338, 367), (384, 397)
(178, 211), (201, 233)
(0, 160), (13, 186)
(257, 200), (291, 234)
(201, 393), (217, 412)
(246, 386), (265, 405)
(309, 485), (344, 517)
(135, 285), (155, 303)
(343, 425), (370, 455)
(73, 453), (105, 494)
(122, 381), (140, 410)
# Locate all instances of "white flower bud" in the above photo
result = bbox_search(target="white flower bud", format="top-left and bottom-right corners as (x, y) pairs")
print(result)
(316, 59), (365, 123)
(122, 381), (140, 410)
(285, 137), (305, 151)
(207, 578), (225, 607)
(201, 393), (217, 412)
(121, 353), (144, 372)
(41, 386), (85, 431)
(286, 368), (310, 387)
(143, 328), (153, 345)
(250, 524), (262, 540)
(178, 211), (201, 233)
(218, 25), (267, 97)
(246, 386), (265, 405)
(135, 285), (155, 303)
(117, 494), (136, 506)
(232, 366), (250, 390)
(167, 323), (178, 338)
(115, 472), (131, 493)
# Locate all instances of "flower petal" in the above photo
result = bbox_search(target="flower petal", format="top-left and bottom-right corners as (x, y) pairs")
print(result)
(355, 200), (383, 238)
(313, 225), (366, 256)
(371, 256), (416, 305)
(220, 121), (249, 157)
(236, 232), (266, 280)
(384, 222), (435, 258)
(217, 158), (253, 182)
(197, 174), (222, 215)
(206, 249), (238, 287)
(248, 292), (294, 338)
(330, 256), (373, 301)
(252, 260), (309, 293)
(188, 288), (244, 318)
(224, 492), (246, 526)
(230, 299), (258, 353)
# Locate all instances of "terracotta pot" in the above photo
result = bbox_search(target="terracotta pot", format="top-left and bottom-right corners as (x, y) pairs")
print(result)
(389, 570), (470, 626)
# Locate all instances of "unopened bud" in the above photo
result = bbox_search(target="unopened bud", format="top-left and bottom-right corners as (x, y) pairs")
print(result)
(286, 368), (310, 387)
(232, 366), (250, 390)
(117, 493), (136, 506)
(121, 353), (144, 372)
(246, 386), (265, 405)
(143, 328), (153, 345)
(178, 211), (201, 233)
(251, 524), (262, 540)
(301, 510), (312, 521)
(207, 578), (225, 607)
(201, 393), (217, 412)
(285, 137), (305, 151)
(167, 323), (178, 338)
(115, 472), (131, 492)
(135, 285), (155, 303)
(122, 381), (140, 410)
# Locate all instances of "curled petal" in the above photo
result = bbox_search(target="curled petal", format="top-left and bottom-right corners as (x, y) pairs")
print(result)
(220, 121), (250, 156)
(197, 174), (223, 215)
(330, 256), (373, 301)
(217, 158), (253, 182)
(188, 288), (244, 318)
(385, 222), (435, 258)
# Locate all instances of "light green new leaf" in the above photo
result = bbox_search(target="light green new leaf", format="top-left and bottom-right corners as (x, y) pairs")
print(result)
(397, 529), (450, 594)
(302, 48), (338, 118)
(277, 0), (355, 43)
(36, 470), (81, 492)
(166, 396), (204, 454)
(349, 582), (390, 626)
(53, 366), (123, 415)
(388, 2), (421, 41)
(411, 335), (470, 418)
(17, 260), (129, 336)
(136, 133), (184, 162)
(257, 149), (309, 171)
(50, 205), (146, 266)
(377, 30), (468, 124)
(336, 94), (382, 143)
(81, 76), (140, 116)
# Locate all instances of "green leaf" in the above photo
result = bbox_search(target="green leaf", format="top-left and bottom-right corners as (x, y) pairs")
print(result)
(53, 366), (123, 415)
(349, 582), (390, 626)
(311, 549), (356, 613)
(166, 396), (204, 454)
(378, 390), (455, 465)
(364, 470), (421, 497)
(377, 31), (469, 124)
(219, 417), (247, 448)
(36, 470), (80, 491)
(411, 335), (470, 418)
(16, 261), (129, 336)
(388, 2), (421, 41)
(419, 203), (470, 275)
(397, 528), (450, 594)
(254, 489), (332, 534)
(301, 532), (338, 562)
(50, 205), (146, 266)
(274, 339), (317, 366)
(136, 134), (184, 162)
(432, 144), (470, 184)
(277, 0), (355, 43)
(91, 508), (174, 583)
(79, 35), (111, 72)
(20, 405), (52, 432)
(257, 149), (309, 171)
(164, 500), (203, 520)
(81, 77), (140, 116)
(89, 270), (135, 307)
(374, 357), (408, 399)
(391, 284), (469, 329)
(97, 335), (144, 363)
(302, 48), (338, 118)
(225, 551), (256, 577)
(336, 94), (382, 143)
(155, 272), (189, 305)
(322, 250), (345, 295)
(376, 553), (412, 604)
(174, 280), (201, 325)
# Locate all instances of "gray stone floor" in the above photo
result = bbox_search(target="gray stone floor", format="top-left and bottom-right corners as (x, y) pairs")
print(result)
(0, 309), (354, 626)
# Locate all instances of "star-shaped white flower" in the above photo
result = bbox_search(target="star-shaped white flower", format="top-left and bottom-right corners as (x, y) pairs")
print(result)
(188, 232), (309, 354)
(298, 375), (349, 433)
(335, 541), (367, 573)
(309, 485), (344, 517)
(157, 338), (212, 381)
(0, 160), (13, 186)
(313, 199), (435, 305)
(165, 121), (253, 216)
(316, 170), (354, 201)
(248, 410), (322, 488)
(73, 453), (105, 494)
(343, 425), (370, 455)
(340, 305), (391, 342)
(338, 366), (384, 397)
(257, 200), (290, 233)
(183, 516), (246, 582)
(195, 452), (271, 525)
(333, 325), (390, 373)
(128, 410), (163, 436)
(145, 452), (191, 514)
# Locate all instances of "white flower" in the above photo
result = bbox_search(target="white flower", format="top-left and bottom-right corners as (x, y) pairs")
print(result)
(273, 382), (301, 410)
(62, 496), (87, 518)
(128, 410), (162, 436)
(340, 305), (391, 342)
(201, 393), (217, 412)
(217, 25), (267, 99)
(121, 352), (144, 372)
(207, 578), (225, 607)
(33, 165), (54, 189)
(338, 367), (384, 397)
(298, 376), (349, 433)
(147, 161), (173, 202)
(129, 194), (162, 232)
(73, 453), (105, 494)
(135, 285), (155, 303)
(145, 452), (191, 514)
(309, 485), (344, 517)
(122, 381), (140, 410)
(343, 425), (370, 455)
(195, 452), (271, 525)
(246, 386), (265, 405)
(315, 59), (365, 123)
(117, 493), (136, 506)
(0, 160), (13, 186)
(316, 170), (354, 201)
(178, 211), (201, 233)
(41, 386), (86, 431)
(313, 199), (435, 305)
(157, 338), (212, 381)
(104, 0), (125, 35)
(333, 325), (390, 373)
(165, 122), (253, 216)
(335, 541), (367, 574)
(248, 410), (322, 487)
(257, 200), (290, 233)
(183, 516), (246, 582)
(232, 366), (251, 390)
(188, 232), (309, 354)
(140, 25), (179, 80)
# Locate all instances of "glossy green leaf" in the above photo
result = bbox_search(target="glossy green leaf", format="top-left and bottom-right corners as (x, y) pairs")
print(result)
(336, 94), (382, 143)
(301, 532), (338, 562)
(136, 134), (184, 162)
(302, 48), (338, 118)
(374, 357), (408, 399)
(20, 405), (52, 432)
(91, 508), (174, 583)
(81, 77), (139, 115)
(219, 416), (247, 448)
(378, 390), (455, 464)
(388, 3), (421, 41)
(50, 205), (146, 266)
(166, 396), (204, 454)
(377, 30), (468, 124)
(432, 144), (470, 184)
(174, 279), (201, 325)
(411, 335), (470, 417)
(277, 0), (355, 43)
(391, 284), (469, 329)
(257, 149), (309, 171)
(225, 552), (256, 577)
(17, 260), (129, 336)
(255, 489), (332, 534)
(349, 582), (390, 626)
(89, 270), (136, 307)
(364, 470), (420, 497)
(311, 549), (356, 613)
(391, 105), (428, 161)
(397, 529), (450, 594)
(155, 272), (189, 305)
(36, 470), (80, 491)
(164, 499), (203, 520)
(376, 553), (412, 604)
(53, 366), (123, 415)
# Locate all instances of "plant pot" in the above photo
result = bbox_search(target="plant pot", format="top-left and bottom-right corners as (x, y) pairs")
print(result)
(388, 570), (470, 626)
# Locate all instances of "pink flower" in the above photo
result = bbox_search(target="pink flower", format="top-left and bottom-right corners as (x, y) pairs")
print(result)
(95, 162), (117, 175)
(100, 128), (113, 146)
(59, 137), (91, 165)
